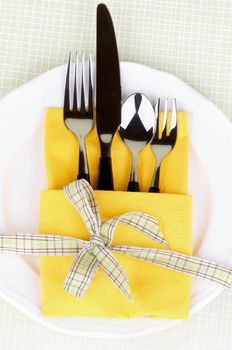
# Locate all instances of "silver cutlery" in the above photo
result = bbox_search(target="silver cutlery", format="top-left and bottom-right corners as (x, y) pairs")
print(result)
(149, 98), (177, 192)
(64, 52), (94, 183)
(119, 93), (154, 192)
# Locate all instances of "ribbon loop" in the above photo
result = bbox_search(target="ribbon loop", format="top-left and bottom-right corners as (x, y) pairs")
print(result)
(64, 179), (101, 237)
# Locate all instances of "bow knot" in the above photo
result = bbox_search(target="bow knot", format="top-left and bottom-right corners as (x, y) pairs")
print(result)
(89, 235), (105, 251)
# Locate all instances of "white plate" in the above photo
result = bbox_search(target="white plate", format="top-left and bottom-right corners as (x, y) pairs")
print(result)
(0, 62), (232, 338)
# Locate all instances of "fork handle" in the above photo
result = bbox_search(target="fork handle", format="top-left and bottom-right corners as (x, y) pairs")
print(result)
(98, 156), (114, 190)
(149, 166), (160, 193)
(148, 186), (160, 193)
(127, 181), (139, 192)
(78, 173), (90, 183)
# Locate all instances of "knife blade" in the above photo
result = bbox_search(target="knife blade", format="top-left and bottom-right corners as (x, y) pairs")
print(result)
(96, 3), (121, 190)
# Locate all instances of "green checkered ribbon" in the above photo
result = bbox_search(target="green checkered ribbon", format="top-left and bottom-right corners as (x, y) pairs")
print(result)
(0, 179), (232, 301)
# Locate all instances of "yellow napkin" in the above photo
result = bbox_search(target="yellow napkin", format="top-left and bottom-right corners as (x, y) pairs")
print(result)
(40, 108), (192, 318)
(44, 108), (189, 193)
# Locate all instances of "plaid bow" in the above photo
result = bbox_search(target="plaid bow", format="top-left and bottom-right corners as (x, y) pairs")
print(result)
(63, 180), (167, 301)
(0, 179), (232, 302)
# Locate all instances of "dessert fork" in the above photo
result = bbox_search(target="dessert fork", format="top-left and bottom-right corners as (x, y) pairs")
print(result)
(64, 52), (93, 182)
(149, 98), (177, 192)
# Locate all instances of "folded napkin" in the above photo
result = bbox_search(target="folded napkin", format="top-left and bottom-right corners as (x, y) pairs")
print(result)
(40, 108), (192, 318)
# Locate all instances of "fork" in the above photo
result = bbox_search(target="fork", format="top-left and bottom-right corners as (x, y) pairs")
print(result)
(149, 98), (177, 192)
(64, 52), (94, 183)
(119, 93), (154, 192)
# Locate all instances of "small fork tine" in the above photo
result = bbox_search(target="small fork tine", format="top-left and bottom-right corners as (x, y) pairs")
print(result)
(170, 98), (177, 133)
(154, 98), (160, 120)
(64, 52), (71, 117)
(152, 98), (160, 141)
(161, 98), (168, 138)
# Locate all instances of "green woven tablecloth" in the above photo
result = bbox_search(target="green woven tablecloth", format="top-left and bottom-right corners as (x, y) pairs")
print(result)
(0, 0), (232, 348)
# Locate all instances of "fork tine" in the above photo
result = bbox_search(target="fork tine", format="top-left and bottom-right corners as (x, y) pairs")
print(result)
(88, 54), (93, 114)
(157, 100), (163, 139)
(170, 98), (177, 132)
(153, 98), (160, 138)
(73, 52), (78, 112)
(162, 98), (168, 137)
(154, 98), (160, 119)
(79, 53), (85, 113)
(64, 52), (71, 115)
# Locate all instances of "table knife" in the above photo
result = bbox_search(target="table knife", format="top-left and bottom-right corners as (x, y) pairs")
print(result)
(96, 3), (121, 190)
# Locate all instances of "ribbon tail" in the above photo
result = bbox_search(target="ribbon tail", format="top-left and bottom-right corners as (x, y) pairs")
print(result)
(93, 245), (133, 303)
(113, 246), (232, 289)
(0, 233), (85, 255)
(64, 247), (99, 297)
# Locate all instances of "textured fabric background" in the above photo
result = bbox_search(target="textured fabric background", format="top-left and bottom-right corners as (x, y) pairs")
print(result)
(0, 0), (232, 348)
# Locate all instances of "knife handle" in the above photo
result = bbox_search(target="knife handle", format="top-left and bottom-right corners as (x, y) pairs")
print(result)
(127, 181), (139, 192)
(78, 173), (90, 183)
(98, 156), (114, 190)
